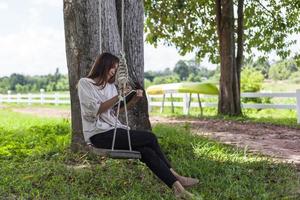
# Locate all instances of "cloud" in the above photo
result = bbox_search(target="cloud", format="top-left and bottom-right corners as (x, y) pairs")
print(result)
(144, 43), (217, 71)
(0, 1), (8, 10)
(0, 0), (67, 76)
(144, 43), (195, 71)
(29, 0), (62, 8)
(0, 0), (297, 77)
(0, 27), (67, 76)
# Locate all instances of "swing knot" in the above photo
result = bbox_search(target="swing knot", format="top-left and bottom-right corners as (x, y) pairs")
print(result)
(116, 51), (129, 92)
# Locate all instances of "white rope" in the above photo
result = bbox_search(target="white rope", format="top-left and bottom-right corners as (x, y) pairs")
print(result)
(111, 0), (134, 152)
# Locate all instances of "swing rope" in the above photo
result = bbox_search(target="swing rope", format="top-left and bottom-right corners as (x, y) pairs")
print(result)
(113, 0), (134, 153)
(94, 0), (140, 159)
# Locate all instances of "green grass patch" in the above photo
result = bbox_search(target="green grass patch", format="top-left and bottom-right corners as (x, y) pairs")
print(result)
(0, 109), (70, 159)
(262, 80), (300, 92)
(0, 109), (299, 199)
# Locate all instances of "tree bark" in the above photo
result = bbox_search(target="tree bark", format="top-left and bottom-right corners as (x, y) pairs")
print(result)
(236, 0), (244, 94)
(216, 0), (242, 115)
(100, 0), (121, 55)
(63, 0), (100, 152)
(116, 0), (151, 131)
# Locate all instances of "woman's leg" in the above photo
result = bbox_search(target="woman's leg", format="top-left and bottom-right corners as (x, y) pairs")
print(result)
(91, 128), (172, 168)
(129, 129), (172, 168)
(90, 129), (196, 198)
(137, 146), (177, 188)
(90, 128), (177, 188)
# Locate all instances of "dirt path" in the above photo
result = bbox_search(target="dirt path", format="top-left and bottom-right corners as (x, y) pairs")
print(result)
(151, 116), (300, 169)
(11, 107), (71, 119)
(6, 107), (300, 169)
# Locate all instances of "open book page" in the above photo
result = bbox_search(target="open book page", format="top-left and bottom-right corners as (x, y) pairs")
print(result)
(113, 90), (137, 109)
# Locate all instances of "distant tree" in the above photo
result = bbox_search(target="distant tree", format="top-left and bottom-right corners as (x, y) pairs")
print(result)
(187, 73), (203, 82)
(9, 74), (27, 91)
(244, 57), (271, 78)
(174, 60), (189, 81)
(56, 75), (69, 91)
(269, 60), (299, 80)
(144, 68), (173, 81)
(15, 84), (30, 93)
(0, 77), (10, 93)
(187, 67), (215, 82)
(153, 74), (180, 84)
(252, 59), (271, 79)
(144, 78), (153, 89)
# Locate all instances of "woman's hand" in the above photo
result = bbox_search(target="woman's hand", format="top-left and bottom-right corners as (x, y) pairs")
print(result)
(136, 89), (143, 97)
(130, 89), (143, 104)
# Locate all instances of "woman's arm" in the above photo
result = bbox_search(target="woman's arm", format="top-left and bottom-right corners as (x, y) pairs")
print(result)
(97, 95), (119, 115)
(116, 89), (143, 114)
(118, 95), (139, 113)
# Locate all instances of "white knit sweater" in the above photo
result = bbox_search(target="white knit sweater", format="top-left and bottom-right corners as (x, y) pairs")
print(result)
(77, 77), (127, 143)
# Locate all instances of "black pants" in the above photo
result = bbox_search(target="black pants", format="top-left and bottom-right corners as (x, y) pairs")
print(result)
(90, 128), (178, 188)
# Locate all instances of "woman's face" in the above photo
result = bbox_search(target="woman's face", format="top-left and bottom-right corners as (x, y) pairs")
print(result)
(107, 63), (118, 83)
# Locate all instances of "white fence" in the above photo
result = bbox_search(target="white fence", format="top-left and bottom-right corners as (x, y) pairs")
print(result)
(147, 89), (300, 124)
(0, 89), (299, 123)
(0, 89), (70, 105)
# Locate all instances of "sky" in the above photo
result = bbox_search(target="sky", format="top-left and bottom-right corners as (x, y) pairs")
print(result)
(0, 0), (298, 77)
(0, 0), (200, 77)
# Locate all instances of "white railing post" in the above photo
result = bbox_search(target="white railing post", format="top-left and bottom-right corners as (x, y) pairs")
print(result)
(146, 93), (152, 113)
(296, 89), (300, 124)
(160, 94), (165, 113)
(0, 94), (2, 103)
(170, 93), (174, 113)
(28, 93), (32, 105)
(54, 92), (59, 105)
(17, 93), (21, 104)
(183, 93), (190, 115)
(7, 90), (11, 103)
(40, 89), (45, 104)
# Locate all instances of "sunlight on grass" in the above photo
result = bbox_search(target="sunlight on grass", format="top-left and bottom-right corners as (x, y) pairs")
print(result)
(0, 108), (70, 159)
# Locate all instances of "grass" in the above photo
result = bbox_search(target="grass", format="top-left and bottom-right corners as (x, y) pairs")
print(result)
(150, 105), (300, 128)
(262, 80), (300, 92)
(0, 108), (299, 199)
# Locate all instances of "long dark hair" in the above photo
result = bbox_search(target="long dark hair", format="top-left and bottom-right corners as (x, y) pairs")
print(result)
(87, 52), (119, 89)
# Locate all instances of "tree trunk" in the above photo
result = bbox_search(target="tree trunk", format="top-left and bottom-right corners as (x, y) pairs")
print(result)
(63, 0), (151, 152)
(215, 0), (241, 115)
(100, 0), (121, 55)
(63, 0), (101, 152)
(236, 0), (244, 101)
(116, 0), (151, 131)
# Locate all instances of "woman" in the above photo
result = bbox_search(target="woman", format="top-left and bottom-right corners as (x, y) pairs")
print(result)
(77, 52), (198, 199)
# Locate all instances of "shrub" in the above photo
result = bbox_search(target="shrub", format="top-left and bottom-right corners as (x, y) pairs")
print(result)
(241, 66), (264, 92)
(241, 66), (265, 103)
(290, 71), (300, 84)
